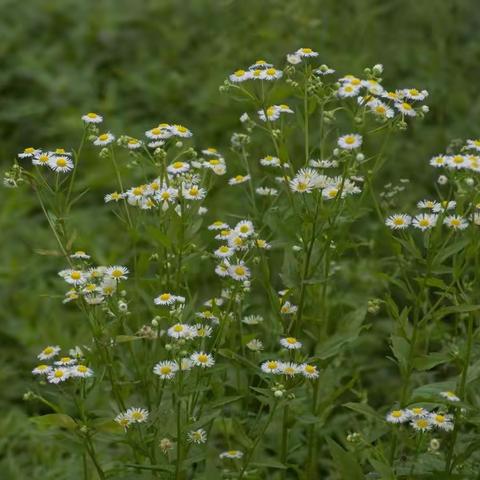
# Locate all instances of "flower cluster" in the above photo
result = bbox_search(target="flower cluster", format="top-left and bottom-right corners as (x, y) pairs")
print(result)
(114, 407), (149, 430)
(33, 345), (93, 384)
(386, 406), (454, 432)
(18, 147), (74, 173)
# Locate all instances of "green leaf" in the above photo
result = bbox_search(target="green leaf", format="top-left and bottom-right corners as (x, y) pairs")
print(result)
(327, 438), (364, 480)
(434, 304), (480, 320)
(390, 335), (410, 373)
(369, 459), (395, 480)
(414, 352), (450, 371)
(31, 413), (77, 430)
(344, 402), (382, 420)
(251, 459), (287, 470)
(115, 335), (141, 343)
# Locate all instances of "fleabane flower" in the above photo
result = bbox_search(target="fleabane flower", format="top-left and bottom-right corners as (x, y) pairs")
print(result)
(413, 213), (438, 231)
(49, 156), (74, 173)
(429, 155), (447, 168)
(32, 151), (52, 166)
(229, 69), (251, 83)
(280, 301), (297, 315)
(191, 351), (215, 368)
(182, 184), (206, 200)
(153, 360), (179, 380)
(167, 161), (190, 175)
(71, 364), (94, 378)
(38, 345), (61, 360)
(261, 360), (282, 374)
(440, 391), (460, 402)
(263, 67), (283, 80)
(82, 112), (103, 124)
(214, 245), (234, 258)
(168, 324), (195, 339)
(32, 364), (52, 375)
(59, 269), (87, 285)
(281, 362), (300, 376)
(115, 413), (131, 430)
(219, 450), (244, 459)
(154, 292), (185, 306)
(295, 47), (319, 58)
(300, 364), (319, 379)
(171, 124), (192, 138)
(386, 409), (410, 424)
(93, 132), (115, 146)
(187, 428), (207, 444)
(410, 417), (432, 432)
(228, 263), (251, 281)
(444, 215), (468, 230)
(385, 214), (411, 230)
(466, 139), (480, 152)
(47, 367), (71, 384)
(280, 337), (302, 350)
(126, 407), (149, 424)
(106, 265), (129, 281)
(228, 174), (250, 186)
(18, 147), (40, 159)
(430, 413), (454, 431)
(338, 134), (362, 150)
(260, 155), (281, 167)
(235, 220), (254, 237)
(395, 101), (417, 117)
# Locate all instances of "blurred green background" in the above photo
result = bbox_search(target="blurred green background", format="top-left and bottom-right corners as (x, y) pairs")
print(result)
(1, 0), (480, 477)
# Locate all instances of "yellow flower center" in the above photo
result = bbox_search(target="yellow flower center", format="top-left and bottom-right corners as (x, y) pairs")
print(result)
(151, 128), (161, 135)
(234, 69), (245, 77)
(160, 293), (172, 301)
(393, 218), (405, 225)
(391, 410), (403, 418)
(305, 365), (316, 374)
(87, 113), (98, 118)
(160, 366), (172, 375)
(419, 219), (430, 227)
(173, 325), (184, 332)
(198, 354), (208, 363)
(286, 337), (297, 344)
(98, 134), (109, 141)
(301, 48), (313, 54)
(54, 370), (64, 378)
(267, 361), (278, 370)
(234, 266), (245, 276)
(71, 271), (82, 280)
(402, 102), (412, 110)
(77, 365), (88, 373)
(266, 68), (276, 75)
(344, 136), (355, 144)
(173, 162), (185, 169)
(416, 419), (429, 429)
(56, 158), (67, 167)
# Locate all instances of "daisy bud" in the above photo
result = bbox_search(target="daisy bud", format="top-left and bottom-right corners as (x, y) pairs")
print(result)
(292, 245), (302, 252)
(118, 301), (128, 312)
(175, 141), (183, 148)
(465, 177), (474, 186)
(372, 64), (384, 75)
(437, 175), (448, 185)
(333, 148), (340, 157)
(79, 425), (89, 434)
(363, 67), (371, 75)
(287, 53), (302, 65)
(430, 439), (440, 451)
(274, 389), (284, 398)
(421, 105), (430, 113)
(165, 343), (172, 351)
(356, 153), (365, 162)
(23, 391), (35, 401)
(151, 319), (159, 327)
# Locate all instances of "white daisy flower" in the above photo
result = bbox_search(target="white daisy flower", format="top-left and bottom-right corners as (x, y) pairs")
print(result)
(59, 269), (87, 285)
(54, 356), (77, 366)
(258, 106), (281, 122)
(81, 112), (103, 124)
(260, 155), (281, 167)
(256, 186), (278, 196)
(214, 245), (235, 258)
(171, 124), (192, 138)
(242, 314), (264, 325)
(153, 360), (179, 380)
(385, 214), (411, 230)
(300, 364), (319, 379)
(18, 147), (40, 159)
(167, 161), (190, 175)
(167, 324), (194, 339)
(126, 407), (149, 424)
(215, 262), (230, 277)
(280, 301), (297, 315)
(248, 59), (273, 70)
(263, 67), (283, 81)
(408, 407), (429, 418)
(444, 215), (468, 230)
(38, 345), (61, 360)
(71, 364), (94, 378)
(295, 47), (319, 57)
(229, 69), (252, 83)
(429, 155), (447, 168)
(410, 417), (432, 432)
(47, 367), (71, 384)
(246, 339), (264, 351)
(32, 151), (52, 166)
(106, 265), (129, 281)
(440, 391), (460, 402)
(194, 324), (214, 338)
(430, 413), (454, 431)
(235, 220), (254, 237)
(228, 263), (251, 281)
(191, 351), (215, 368)
(208, 220), (229, 231)
(105, 192), (124, 203)
(187, 428), (207, 444)
(466, 139), (480, 152)
(417, 200), (440, 210)
(219, 450), (244, 459)
(93, 132), (115, 146)
(395, 102), (417, 117)
(402, 88), (428, 101)
(386, 409), (410, 424)
(70, 251), (90, 260)
(256, 239), (271, 249)
(114, 413), (131, 430)
(315, 64), (335, 75)
(182, 184), (206, 200)
(368, 99), (394, 118)
(337, 83), (361, 98)
(49, 156), (74, 173)
(261, 360), (282, 374)
(338, 134), (363, 150)
(126, 138), (142, 150)
(432, 200), (456, 213)
(145, 125), (172, 140)
(32, 364), (52, 375)
(280, 337), (302, 350)
(280, 362), (300, 376)
(412, 214), (438, 231)
(228, 174), (250, 186)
